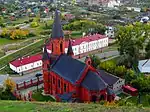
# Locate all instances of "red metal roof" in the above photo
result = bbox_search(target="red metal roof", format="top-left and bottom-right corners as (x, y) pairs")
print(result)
(123, 85), (137, 92)
(10, 54), (42, 67)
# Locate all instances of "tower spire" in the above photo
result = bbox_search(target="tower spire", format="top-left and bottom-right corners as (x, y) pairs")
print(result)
(67, 39), (74, 56)
(51, 9), (64, 39)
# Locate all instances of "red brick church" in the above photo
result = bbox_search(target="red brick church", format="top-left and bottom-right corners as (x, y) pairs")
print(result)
(42, 10), (115, 102)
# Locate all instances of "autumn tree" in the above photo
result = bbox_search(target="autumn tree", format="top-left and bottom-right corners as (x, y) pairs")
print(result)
(10, 29), (29, 40)
(0, 78), (16, 100)
(3, 78), (16, 92)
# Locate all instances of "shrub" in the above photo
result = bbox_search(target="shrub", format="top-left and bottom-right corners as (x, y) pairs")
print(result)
(29, 18), (33, 22)
(40, 30), (51, 35)
(114, 65), (126, 77)
(10, 29), (29, 39)
(99, 60), (116, 73)
(24, 21), (29, 24)
(0, 28), (10, 38)
(99, 100), (107, 105)
(30, 22), (39, 28)
(28, 33), (36, 37)
(89, 54), (101, 68)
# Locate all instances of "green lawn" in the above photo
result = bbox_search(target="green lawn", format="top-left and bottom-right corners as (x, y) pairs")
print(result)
(0, 101), (150, 112)
(0, 38), (22, 46)
(32, 90), (55, 102)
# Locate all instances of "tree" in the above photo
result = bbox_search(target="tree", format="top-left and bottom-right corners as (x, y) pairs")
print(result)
(0, 78), (16, 100)
(0, 16), (5, 27)
(3, 78), (16, 92)
(30, 22), (39, 28)
(131, 74), (150, 92)
(114, 65), (126, 77)
(145, 40), (150, 58)
(89, 54), (101, 68)
(116, 22), (150, 68)
(125, 69), (137, 84)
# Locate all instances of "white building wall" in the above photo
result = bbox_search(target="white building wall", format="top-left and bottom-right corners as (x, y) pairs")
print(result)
(72, 45), (80, 55)
(79, 42), (89, 54)
(9, 63), (17, 72)
(13, 60), (43, 73)
(113, 79), (125, 93)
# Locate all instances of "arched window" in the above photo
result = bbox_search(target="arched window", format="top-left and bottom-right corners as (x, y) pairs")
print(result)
(52, 44), (53, 52)
(64, 84), (67, 92)
(58, 79), (60, 88)
(60, 42), (63, 53)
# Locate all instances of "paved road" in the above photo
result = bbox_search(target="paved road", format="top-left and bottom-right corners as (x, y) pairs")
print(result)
(79, 50), (119, 62)
(11, 70), (42, 83)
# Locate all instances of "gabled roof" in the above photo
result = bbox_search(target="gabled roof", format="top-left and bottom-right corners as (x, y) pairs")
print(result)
(81, 71), (107, 91)
(42, 45), (50, 60)
(51, 54), (87, 84)
(67, 39), (74, 56)
(51, 10), (64, 39)
(10, 54), (42, 67)
(98, 70), (119, 86)
(138, 59), (150, 73)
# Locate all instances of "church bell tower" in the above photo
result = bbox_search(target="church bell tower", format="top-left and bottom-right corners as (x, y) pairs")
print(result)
(51, 10), (65, 56)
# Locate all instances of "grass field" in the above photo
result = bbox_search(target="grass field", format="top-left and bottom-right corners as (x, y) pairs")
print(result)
(0, 38), (22, 46)
(0, 101), (150, 112)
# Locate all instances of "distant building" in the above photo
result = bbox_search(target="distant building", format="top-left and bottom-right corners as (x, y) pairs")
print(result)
(87, 0), (121, 7)
(126, 7), (141, 12)
(140, 16), (149, 23)
(9, 55), (42, 75)
(138, 59), (150, 73)
(105, 26), (115, 38)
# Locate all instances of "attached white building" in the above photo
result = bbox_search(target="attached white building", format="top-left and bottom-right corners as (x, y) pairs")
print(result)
(9, 55), (42, 74)
(99, 70), (125, 93)
(138, 59), (150, 73)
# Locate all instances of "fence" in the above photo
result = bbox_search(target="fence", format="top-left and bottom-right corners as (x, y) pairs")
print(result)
(16, 76), (43, 90)
(13, 90), (35, 101)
